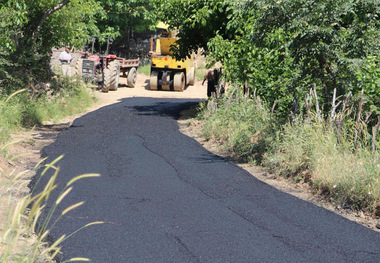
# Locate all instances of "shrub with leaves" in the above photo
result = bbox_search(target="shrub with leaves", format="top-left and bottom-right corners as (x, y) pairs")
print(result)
(158, 0), (380, 124)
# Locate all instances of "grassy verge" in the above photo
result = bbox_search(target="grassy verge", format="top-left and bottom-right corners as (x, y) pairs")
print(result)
(0, 74), (98, 261)
(195, 61), (206, 81)
(264, 121), (380, 213)
(137, 63), (151, 76)
(198, 96), (380, 216)
(0, 75), (95, 144)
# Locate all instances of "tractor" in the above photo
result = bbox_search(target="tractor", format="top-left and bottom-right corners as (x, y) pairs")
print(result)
(76, 36), (139, 92)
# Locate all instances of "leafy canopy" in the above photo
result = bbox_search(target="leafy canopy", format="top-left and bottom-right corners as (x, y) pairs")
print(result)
(158, 0), (380, 118)
(0, 0), (158, 94)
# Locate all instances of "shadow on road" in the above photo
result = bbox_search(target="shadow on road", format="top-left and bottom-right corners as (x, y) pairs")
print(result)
(130, 98), (202, 120)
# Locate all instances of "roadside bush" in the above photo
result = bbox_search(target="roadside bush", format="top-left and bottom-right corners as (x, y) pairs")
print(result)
(0, 96), (24, 143)
(199, 94), (380, 214)
(195, 61), (206, 81)
(137, 63), (151, 76)
(263, 121), (321, 178)
(24, 77), (94, 125)
(264, 119), (380, 213)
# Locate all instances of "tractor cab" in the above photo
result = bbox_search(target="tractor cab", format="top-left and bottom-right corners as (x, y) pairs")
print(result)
(76, 36), (118, 90)
(81, 36), (116, 66)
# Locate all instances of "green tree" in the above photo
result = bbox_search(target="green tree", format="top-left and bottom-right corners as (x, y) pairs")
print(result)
(255, 0), (380, 113)
(0, 0), (103, 94)
(98, 0), (157, 36)
(158, 0), (380, 120)
(156, 0), (234, 59)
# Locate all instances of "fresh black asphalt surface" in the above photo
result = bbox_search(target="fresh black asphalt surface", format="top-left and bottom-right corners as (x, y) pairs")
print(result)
(35, 97), (380, 262)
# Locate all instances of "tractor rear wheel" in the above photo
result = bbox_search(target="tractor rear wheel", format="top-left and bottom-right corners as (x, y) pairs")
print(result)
(104, 60), (120, 91)
(127, 67), (137, 88)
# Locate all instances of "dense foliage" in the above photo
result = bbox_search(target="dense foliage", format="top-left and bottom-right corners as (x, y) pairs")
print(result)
(0, 0), (102, 94)
(98, 0), (157, 40)
(0, 0), (157, 95)
(158, 0), (380, 121)
(158, 0), (380, 213)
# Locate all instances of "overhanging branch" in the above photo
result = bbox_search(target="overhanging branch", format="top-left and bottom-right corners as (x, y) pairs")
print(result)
(36, 0), (70, 32)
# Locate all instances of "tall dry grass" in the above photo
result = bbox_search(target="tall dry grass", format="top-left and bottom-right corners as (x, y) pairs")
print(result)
(199, 89), (380, 215)
(264, 119), (380, 213)
(0, 155), (102, 262)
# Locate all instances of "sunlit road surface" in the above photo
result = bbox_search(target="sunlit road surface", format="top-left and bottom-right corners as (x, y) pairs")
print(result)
(35, 74), (380, 263)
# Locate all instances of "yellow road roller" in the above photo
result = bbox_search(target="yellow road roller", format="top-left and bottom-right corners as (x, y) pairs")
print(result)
(150, 23), (195, 91)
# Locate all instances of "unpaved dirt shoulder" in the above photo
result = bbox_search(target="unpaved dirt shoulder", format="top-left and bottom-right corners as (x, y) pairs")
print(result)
(177, 114), (380, 233)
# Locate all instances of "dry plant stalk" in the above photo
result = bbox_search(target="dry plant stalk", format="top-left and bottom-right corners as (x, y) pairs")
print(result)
(330, 88), (342, 125)
(335, 92), (352, 142)
(244, 82), (250, 100)
(0, 155), (102, 262)
(372, 116), (380, 153)
(354, 89), (365, 154)
(312, 83), (322, 122)
(304, 89), (313, 120)
(271, 100), (277, 114)
(226, 85), (238, 109)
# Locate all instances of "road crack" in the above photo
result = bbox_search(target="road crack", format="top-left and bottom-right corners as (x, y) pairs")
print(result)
(135, 134), (218, 201)
(226, 206), (270, 232)
(166, 233), (200, 263)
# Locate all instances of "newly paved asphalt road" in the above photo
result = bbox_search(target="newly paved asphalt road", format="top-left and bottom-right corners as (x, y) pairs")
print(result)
(36, 97), (380, 262)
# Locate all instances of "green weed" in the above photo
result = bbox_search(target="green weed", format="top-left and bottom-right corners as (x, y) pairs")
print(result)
(195, 61), (206, 80)
(201, 96), (273, 160)
(137, 63), (151, 76)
